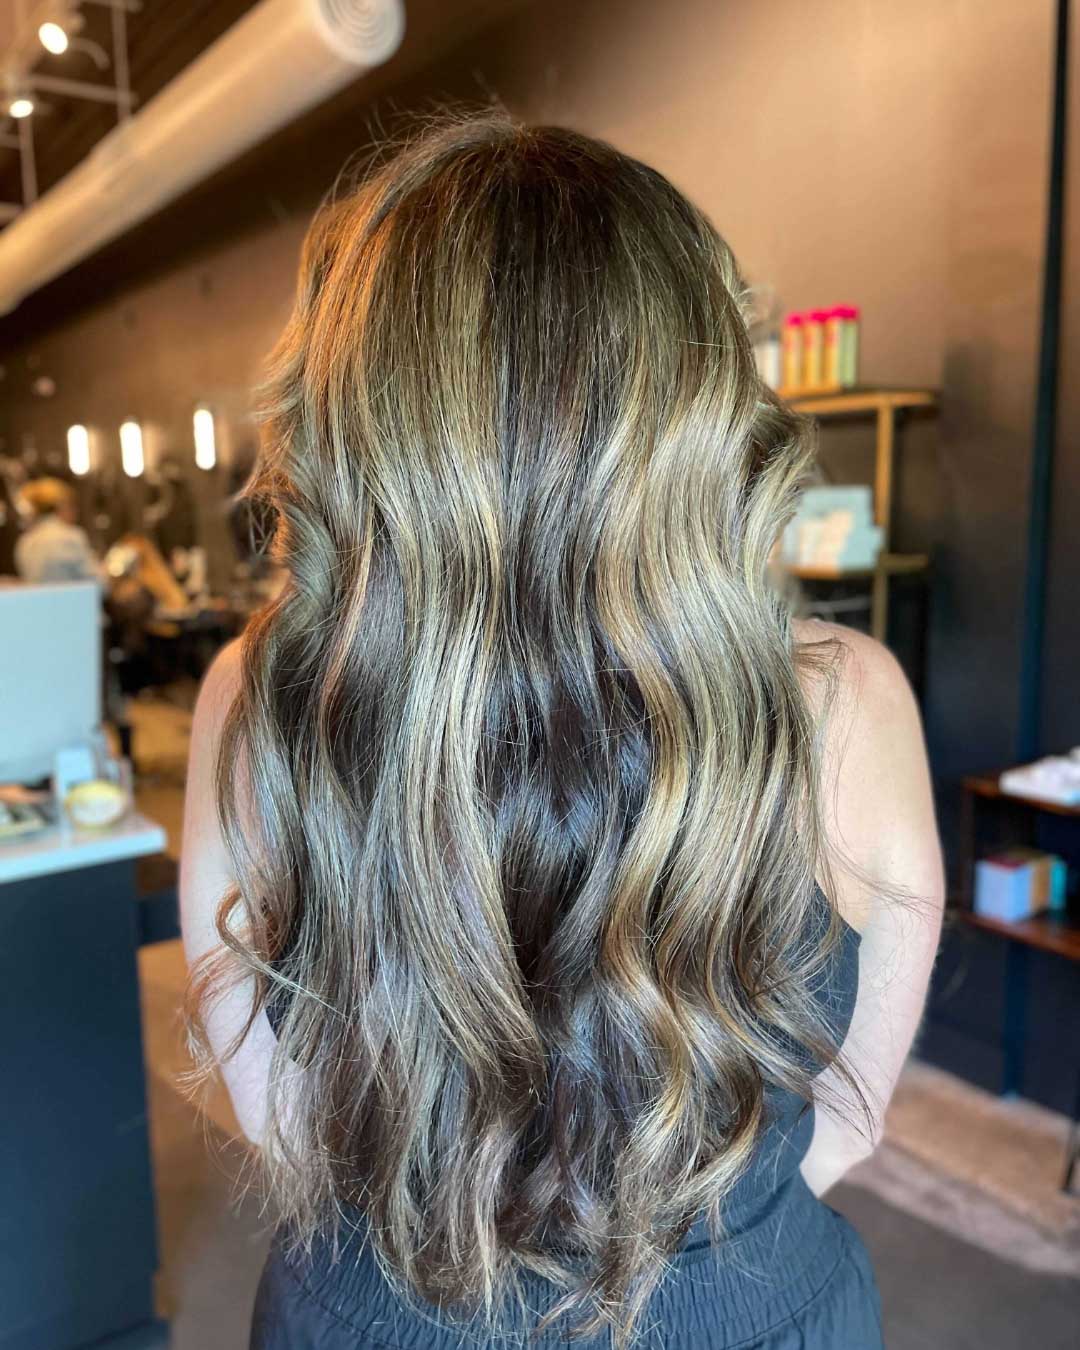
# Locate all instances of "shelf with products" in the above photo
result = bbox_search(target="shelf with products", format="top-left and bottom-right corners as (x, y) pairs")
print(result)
(957, 768), (1080, 956)
(961, 773), (1080, 821)
(780, 387), (939, 643)
(956, 771), (1080, 958)
(952, 773), (1080, 1188)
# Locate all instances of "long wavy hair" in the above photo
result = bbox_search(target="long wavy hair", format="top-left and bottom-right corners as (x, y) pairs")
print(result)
(190, 115), (853, 1345)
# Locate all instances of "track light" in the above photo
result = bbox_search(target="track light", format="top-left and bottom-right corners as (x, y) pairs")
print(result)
(8, 96), (34, 119)
(193, 407), (216, 470)
(119, 420), (144, 478)
(67, 424), (90, 476)
(39, 21), (69, 55)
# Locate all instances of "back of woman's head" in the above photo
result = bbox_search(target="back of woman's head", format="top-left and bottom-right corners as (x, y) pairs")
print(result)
(195, 114), (844, 1344)
(20, 476), (74, 519)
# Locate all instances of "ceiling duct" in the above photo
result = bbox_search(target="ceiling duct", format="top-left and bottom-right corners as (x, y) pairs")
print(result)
(0, 0), (405, 314)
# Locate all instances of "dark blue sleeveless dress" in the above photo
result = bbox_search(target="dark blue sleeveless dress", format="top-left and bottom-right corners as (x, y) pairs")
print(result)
(249, 896), (882, 1348)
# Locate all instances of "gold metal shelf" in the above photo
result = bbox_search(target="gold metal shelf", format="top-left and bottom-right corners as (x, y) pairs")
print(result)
(782, 388), (939, 640)
(785, 552), (930, 582)
(782, 387), (938, 416)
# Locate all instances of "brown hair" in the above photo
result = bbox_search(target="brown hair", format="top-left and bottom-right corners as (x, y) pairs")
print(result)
(190, 115), (852, 1345)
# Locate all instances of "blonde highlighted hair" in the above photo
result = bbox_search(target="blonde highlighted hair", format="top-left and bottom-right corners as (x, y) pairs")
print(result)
(190, 115), (852, 1344)
(19, 476), (75, 519)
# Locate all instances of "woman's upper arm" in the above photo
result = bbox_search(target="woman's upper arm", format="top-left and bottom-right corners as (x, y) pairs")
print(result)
(180, 640), (241, 964)
(807, 621), (946, 1140)
(180, 638), (276, 1144)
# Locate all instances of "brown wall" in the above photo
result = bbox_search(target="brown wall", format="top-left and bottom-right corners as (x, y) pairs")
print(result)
(0, 0), (1056, 783)
(1044, 3), (1080, 754)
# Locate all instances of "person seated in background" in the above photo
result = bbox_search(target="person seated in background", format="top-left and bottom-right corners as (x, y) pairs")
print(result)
(105, 532), (190, 621)
(103, 533), (191, 698)
(14, 477), (100, 584)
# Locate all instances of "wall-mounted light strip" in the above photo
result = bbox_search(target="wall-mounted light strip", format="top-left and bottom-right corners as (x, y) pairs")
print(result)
(67, 423), (90, 476)
(119, 419), (144, 477)
(38, 22), (69, 55)
(193, 406), (216, 470)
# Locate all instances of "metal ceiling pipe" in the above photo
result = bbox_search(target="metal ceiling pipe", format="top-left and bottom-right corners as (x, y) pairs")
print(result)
(0, 0), (405, 313)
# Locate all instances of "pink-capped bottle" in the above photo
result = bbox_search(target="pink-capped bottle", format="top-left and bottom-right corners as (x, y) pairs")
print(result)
(834, 305), (860, 386)
(804, 309), (830, 389)
(824, 307), (844, 387)
(781, 312), (804, 390)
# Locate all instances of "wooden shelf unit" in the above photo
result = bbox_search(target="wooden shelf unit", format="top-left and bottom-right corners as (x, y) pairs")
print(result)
(782, 387), (939, 641)
(955, 777), (1074, 977)
(962, 773), (1080, 821)
(957, 774), (1080, 960)
(954, 774), (1080, 1188)
(959, 909), (1080, 963)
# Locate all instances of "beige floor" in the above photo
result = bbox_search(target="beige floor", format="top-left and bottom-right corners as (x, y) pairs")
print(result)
(140, 939), (269, 1347)
(851, 1061), (1080, 1276)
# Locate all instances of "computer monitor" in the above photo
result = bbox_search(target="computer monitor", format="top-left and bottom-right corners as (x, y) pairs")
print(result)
(0, 581), (102, 784)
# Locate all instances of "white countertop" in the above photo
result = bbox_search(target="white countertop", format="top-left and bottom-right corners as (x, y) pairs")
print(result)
(0, 812), (167, 885)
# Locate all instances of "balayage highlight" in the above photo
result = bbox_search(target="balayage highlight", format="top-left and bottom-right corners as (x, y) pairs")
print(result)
(189, 115), (856, 1344)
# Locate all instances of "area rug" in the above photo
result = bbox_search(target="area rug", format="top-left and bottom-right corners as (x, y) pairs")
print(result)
(845, 1059), (1080, 1278)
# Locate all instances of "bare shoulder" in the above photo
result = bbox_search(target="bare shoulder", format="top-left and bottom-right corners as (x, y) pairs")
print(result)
(191, 637), (244, 744)
(792, 618), (915, 729)
(184, 639), (244, 828)
(180, 640), (246, 948)
(792, 619), (922, 786)
(792, 619), (939, 930)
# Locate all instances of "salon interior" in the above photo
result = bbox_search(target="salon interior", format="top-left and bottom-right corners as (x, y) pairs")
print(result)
(0, 2), (1078, 1347)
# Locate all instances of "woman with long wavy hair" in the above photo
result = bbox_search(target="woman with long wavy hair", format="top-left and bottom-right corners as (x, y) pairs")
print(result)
(182, 116), (944, 1349)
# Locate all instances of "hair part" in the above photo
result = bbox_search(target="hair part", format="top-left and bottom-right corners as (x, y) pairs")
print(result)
(189, 113), (857, 1345)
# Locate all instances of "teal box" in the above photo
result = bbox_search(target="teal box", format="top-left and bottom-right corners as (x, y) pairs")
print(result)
(973, 851), (1066, 921)
(974, 858), (1032, 922)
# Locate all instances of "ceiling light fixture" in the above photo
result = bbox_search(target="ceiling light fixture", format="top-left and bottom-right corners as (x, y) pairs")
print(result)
(8, 96), (34, 119)
(38, 21), (70, 55)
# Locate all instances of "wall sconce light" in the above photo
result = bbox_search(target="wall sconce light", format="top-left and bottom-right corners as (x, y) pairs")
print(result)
(38, 16), (110, 70)
(67, 424), (90, 476)
(38, 22), (69, 55)
(193, 406), (216, 470)
(119, 419), (144, 478)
